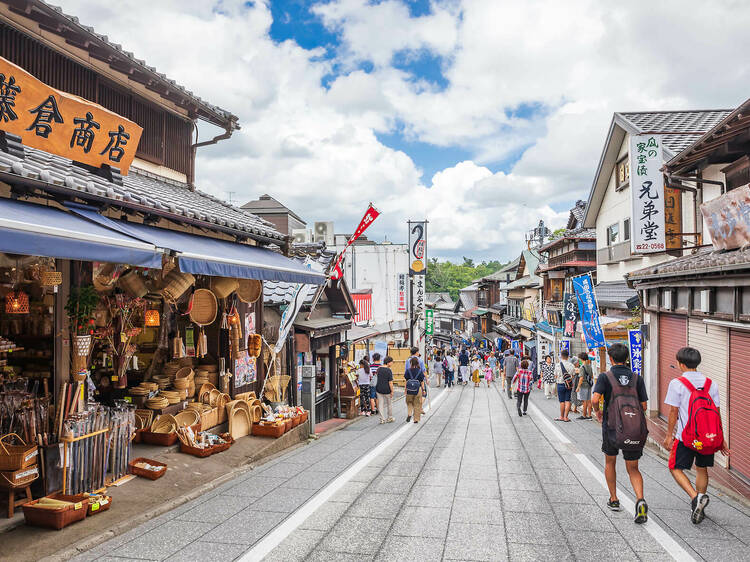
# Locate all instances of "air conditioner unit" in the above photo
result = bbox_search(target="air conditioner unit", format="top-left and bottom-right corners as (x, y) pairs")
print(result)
(662, 289), (675, 311)
(314, 221), (334, 246)
(292, 229), (312, 244)
(698, 289), (715, 313)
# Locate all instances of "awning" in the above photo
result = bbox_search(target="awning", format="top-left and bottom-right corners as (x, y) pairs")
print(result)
(0, 198), (161, 267)
(69, 205), (325, 284)
(294, 316), (352, 337)
(347, 325), (379, 342)
(473, 308), (490, 316)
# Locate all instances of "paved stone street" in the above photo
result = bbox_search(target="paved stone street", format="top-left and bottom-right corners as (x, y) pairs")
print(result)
(71, 383), (750, 562)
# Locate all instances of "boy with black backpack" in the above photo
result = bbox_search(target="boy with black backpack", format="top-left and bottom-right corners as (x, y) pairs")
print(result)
(662, 347), (730, 525)
(592, 343), (649, 524)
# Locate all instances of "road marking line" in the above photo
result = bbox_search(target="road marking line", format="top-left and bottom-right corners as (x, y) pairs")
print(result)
(240, 387), (450, 562)
(527, 401), (695, 562)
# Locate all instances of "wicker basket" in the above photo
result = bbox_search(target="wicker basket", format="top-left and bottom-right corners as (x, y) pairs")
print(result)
(140, 430), (178, 446)
(247, 334), (262, 358)
(129, 457), (167, 480)
(0, 434), (39, 471)
(174, 409), (201, 427)
(189, 289), (218, 326)
(252, 422), (285, 438)
(1, 464), (39, 488)
(210, 277), (239, 299)
(229, 408), (251, 440)
(119, 269), (148, 298)
(40, 270), (63, 286)
(161, 271), (195, 303)
(236, 279), (262, 303)
(150, 414), (177, 434)
(22, 497), (88, 530)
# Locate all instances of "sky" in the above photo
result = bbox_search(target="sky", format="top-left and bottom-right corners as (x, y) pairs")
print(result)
(56, 0), (750, 262)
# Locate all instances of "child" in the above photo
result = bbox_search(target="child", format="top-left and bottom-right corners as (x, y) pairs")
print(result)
(512, 359), (533, 417)
(484, 363), (494, 387)
(471, 356), (482, 387)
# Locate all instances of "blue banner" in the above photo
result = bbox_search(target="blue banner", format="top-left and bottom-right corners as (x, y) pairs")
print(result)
(559, 340), (570, 358)
(628, 329), (643, 378)
(572, 273), (606, 349)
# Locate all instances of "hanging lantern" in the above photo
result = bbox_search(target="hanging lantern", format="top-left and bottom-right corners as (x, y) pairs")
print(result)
(5, 290), (29, 314)
(144, 309), (161, 327)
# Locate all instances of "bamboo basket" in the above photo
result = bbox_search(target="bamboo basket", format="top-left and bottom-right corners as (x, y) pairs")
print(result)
(161, 271), (195, 303)
(22, 497), (88, 530)
(129, 457), (167, 480)
(247, 334), (262, 358)
(236, 279), (262, 303)
(174, 409), (201, 428)
(229, 408), (251, 440)
(189, 289), (218, 326)
(210, 277), (239, 299)
(0, 434), (39, 471)
(1, 465), (39, 488)
(40, 270), (63, 286)
(119, 270), (148, 298)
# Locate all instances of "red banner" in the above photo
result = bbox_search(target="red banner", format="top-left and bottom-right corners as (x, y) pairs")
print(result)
(330, 204), (380, 279)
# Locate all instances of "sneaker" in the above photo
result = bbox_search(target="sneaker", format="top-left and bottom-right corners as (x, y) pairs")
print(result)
(634, 498), (648, 524)
(379, 419), (385, 424)
(523, 411), (528, 415)
(517, 410), (523, 417)
(387, 417), (395, 423)
(607, 499), (622, 512)
(406, 416), (411, 423)
(691, 493), (710, 524)
(576, 415), (587, 420)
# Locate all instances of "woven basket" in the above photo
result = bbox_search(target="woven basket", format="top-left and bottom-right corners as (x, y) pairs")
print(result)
(236, 279), (262, 303)
(73, 335), (92, 357)
(198, 383), (216, 403)
(161, 271), (195, 303)
(175, 367), (194, 380)
(40, 270), (63, 286)
(173, 378), (189, 391)
(150, 414), (177, 434)
(210, 277), (239, 299)
(247, 334), (262, 358)
(189, 289), (218, 326)
(119, 270), (148, 298)
(0, 434), (38, 471)
(1, 465), (39, 488)
(208, 389), (221, 407)
(174, 409), (201, 427)
(229, 408), (251, 440)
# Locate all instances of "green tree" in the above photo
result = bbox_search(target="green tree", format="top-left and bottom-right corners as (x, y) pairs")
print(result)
(426, 259), (508, 301)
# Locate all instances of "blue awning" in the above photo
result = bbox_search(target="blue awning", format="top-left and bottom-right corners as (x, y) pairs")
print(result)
(0, 198), (161, 267)
(69, 206), (326, 285)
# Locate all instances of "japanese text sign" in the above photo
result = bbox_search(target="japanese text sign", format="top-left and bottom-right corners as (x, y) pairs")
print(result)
(0, 56), (142, 174)
(563, 292), (578, 338)
(397, 273), (408, 313)
(664, 185), (683, 251)
(559, 339), (570, 359)
(628, 329), (643, 379)
(701, 185), (750, 251)
(409, 221), (427, 275)
(425, 308), (434, 336)
(629, 135), (665, 253)
(413, 276), (426, 317)
(572, 273), (606, 349)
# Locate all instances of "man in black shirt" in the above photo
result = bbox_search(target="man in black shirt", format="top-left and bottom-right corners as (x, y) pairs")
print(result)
(592, 343), (649, 524)
(375, 356), (395, 423)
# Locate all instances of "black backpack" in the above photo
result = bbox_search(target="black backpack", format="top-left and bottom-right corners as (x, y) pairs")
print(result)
(606, 370), (648, 451)
(405, 369), (421, 396)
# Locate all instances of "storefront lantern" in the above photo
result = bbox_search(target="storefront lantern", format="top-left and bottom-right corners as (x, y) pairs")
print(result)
(144, 309), (161, 327)
(5, 290), (29, 314)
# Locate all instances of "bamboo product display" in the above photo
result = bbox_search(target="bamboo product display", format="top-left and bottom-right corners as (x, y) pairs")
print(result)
(210, 277), (239, 299)
(160, 391), (181, 405)
(145, 396), (169, 410)
(236, 279), (261, 304)
(228, 408), (251, 440)
(161, 271), (195, 304)
(174, 409), (200, 428)
(176, 426), (232, 457)
(129, 457), (167, 480)
(189, 289), (218, 326)
(22, 496), (88, 530)
(0, 433), (38, 471)
(118, 270), (148, 298)
(150, 415), (177, 434)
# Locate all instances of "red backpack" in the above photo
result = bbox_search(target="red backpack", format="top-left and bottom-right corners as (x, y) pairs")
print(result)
(679, 377), (724, 454)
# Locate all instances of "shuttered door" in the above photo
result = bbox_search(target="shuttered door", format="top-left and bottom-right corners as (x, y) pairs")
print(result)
(729, 330), (750, 480)
(658, 314), (687, 418)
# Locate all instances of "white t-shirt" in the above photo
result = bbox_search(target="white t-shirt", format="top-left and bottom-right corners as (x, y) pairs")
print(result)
(357, 367), (370, 385)
(664, 371), (721, 439)
(471, 359), (481, 372)
(554, 360), (576, 384)
(445, 356), (456, 371)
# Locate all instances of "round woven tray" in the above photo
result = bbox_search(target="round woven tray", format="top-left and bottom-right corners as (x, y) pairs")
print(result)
(210, 277), (239, 299)
(151, 414), (177, 433)
(189, 289), (218, 326)
(174, 409), (201, 427)
(236, 279), (261, 304)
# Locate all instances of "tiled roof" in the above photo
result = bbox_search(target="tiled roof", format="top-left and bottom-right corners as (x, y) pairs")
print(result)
(0, 145), (285, 242)
(617, 110), (732, 154)
(481, 257), (520, 282)
(628, 246), (750, 281)
(263, 247), (333, 305)
(505, 275), (542, 290)
(595, 281), (638, 308)
(539, 228), (597, 252)
(31, 0), (238, 127)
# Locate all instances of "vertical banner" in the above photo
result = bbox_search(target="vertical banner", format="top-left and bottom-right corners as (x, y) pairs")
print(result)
(330, 204), (381, 280)
(664, 185), (682, 251)
(413, 275), (426, 317)
(562, 292), (578, 338)
(629, 134), (665, 253)
(425, 308), (434, 336)
(572, 273), (606, 349)
(408, 221), (427, 275)
(628, 329), (643, 378)
(397, 273), (408, 312)
(559, 339), (570, 358)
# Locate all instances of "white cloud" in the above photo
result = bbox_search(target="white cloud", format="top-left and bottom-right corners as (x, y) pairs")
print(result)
(52, 0), (750, 263)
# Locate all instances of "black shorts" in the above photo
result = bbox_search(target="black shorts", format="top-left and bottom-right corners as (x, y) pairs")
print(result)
(669, 440), (714, 470)
(602, 438), (643, 461)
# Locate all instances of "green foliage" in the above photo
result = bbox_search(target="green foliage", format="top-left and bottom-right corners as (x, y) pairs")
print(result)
(65, 285), (99, 327)
(425, 258), (506, 301)
(548, 227), (567, 240)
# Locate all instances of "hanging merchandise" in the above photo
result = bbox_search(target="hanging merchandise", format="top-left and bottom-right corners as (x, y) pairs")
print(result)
(185, 326), (196, 357)
(97, 294), (144, 389)
(5, 290), (29, 314)
(144, 309), (160, 327)
(247, 334), (262, 358)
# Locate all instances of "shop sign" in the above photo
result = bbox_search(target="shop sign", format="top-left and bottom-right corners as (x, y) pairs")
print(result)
(572, 273), (606, 349)
(629, 134), (665, 253)
(522, 306), (535, 322)
(408, 221), (427, 275)
(628, 329), (643, 378)
(546, 309), (562, 328)
(563, 292), (578, 338)
(413, 276), (426, 317)
(664, 185), (682, 251)
(0, 56), (142, 174)
(559, 339), (570, 358)
(701, 185), (750, 251)
(425, 308), (434, 335)
(397, 273), (408, 312)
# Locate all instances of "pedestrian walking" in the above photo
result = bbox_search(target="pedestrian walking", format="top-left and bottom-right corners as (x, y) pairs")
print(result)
(370, 353), (382, 415)
(503, 349), (519, 399)
(554, 350), (575, 422)
(375, 356), (395, 424)
(512, 359), (533, 416)
(471, 355), (481, 387)
(357, 358), (371, 416)
(432, 352), (444, 388)
(541, 355), (556, 398)
(576, 352), (594, 419)
(404, 357), (425, 424)
(445, 351), (456, 387)
(488, 352), (497, 381)
(592, 343), (649, 524)
(484, 362), (494, 387)
(570, 356), (582, 414)
(458, 347), (470, 385)
(662, 347), (729, 524)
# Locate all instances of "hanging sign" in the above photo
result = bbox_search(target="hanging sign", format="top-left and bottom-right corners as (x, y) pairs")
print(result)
(572, 273), (606, 349)
(425, 308), (434, 335)
(628, 329), (643, 378)
(330, 204), (380, 280)
(563, 292), (578, 338)
(664, 184), (683, 251)
(274, 258), (317, 355)
(629, 134), (665, 253)
(701, 185), (750, 251)
(413, 275), (426, 318)
(408, 221), (427, 275)
(0, 56), (143, 174)
(559, 339), (570, 358)
(397, 273), (408, 313)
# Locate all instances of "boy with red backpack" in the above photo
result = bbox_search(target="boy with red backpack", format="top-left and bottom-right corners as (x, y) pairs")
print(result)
(592, 343), (649, 524)
(663, 347), (730, 525)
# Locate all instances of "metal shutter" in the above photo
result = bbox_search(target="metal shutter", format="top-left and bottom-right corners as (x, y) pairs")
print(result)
(730, 330), (750, 480)
(658, 314), (687, 418)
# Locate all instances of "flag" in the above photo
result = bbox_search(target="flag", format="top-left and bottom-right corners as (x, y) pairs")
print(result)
(330, 204), (380, 280)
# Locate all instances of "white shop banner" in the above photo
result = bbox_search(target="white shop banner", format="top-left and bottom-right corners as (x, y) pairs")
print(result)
(629, 134), (666, 253)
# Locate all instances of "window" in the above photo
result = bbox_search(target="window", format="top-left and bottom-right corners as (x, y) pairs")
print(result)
(623, 218), (631, 241)
(607, 223), (620, 246)
(616, 156), (630, 190)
